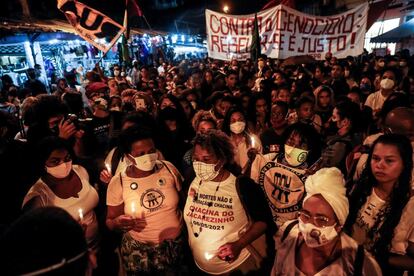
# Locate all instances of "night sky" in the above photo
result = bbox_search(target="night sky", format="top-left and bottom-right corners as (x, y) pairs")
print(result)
(0, 0), (270, 33)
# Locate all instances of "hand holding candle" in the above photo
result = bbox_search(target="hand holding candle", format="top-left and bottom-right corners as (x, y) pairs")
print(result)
(105, 162), (112, 175)
(78, 208), (84, 222)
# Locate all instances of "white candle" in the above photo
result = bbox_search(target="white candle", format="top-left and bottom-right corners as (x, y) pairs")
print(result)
(105, 163), (111, 175)
(131, 202), (136, 218)
(78, 208), (84, 222)
(251, 136), (256, 148)
(204, 251), (215, 261)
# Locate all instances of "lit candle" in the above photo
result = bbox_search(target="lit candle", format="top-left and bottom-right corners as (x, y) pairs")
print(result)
(204, 251), (215, 261)
(105, 162), (111, 175)
(250, 135), (256, 148)
(78, 208), (84, 222)
(131, 202), (136, 218)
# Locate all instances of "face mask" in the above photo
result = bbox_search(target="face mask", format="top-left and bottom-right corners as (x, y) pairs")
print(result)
(130, 153), (158, 171)
(230, 121), (246, 134)
(380, 78), (394, 90)
(110, 106), (121, 112)
(378, 61), (385, 67)
(400, 62), (407, 67)
(120, 72), (125, 77)
(359, 83), (371, 91)
(114, 70), (120, 77)
(46, 161), (72, 179)
(298, 218), (338, 248)
(284, 144), (308, 167)
(193, 161), (220, 181)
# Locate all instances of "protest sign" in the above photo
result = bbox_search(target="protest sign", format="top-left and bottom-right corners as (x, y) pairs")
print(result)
(206, 3), (368, 60)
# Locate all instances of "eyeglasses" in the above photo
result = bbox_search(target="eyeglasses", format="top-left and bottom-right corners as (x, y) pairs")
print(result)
(297, 211), (331, 228)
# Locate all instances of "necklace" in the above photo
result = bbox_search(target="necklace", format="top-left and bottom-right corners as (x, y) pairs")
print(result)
(189, 173), (225, 238)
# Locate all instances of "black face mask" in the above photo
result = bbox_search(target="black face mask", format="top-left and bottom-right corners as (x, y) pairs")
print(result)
(123, 102), (135, 113)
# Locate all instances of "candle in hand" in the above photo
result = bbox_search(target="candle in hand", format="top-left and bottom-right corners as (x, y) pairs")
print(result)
(131, 202), (136, 218)
(105, 162), (111, 175)
(250, 135), (256, 148)
(78, 208), (84, 222)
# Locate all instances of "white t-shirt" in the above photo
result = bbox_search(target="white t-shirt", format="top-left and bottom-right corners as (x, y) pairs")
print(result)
(184, 173), (251, 275)
(391, 196), (414, 255)
(22, 165), (99, 245)
(364, 90), (387, 114)
(352, 188), (387, 247)
(107, 161), (182, 244)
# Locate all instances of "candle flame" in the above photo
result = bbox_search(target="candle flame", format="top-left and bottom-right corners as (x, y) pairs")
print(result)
(250, 136), (256, 148)
(204, 252), (215, 260)
(78, 208), (84, 221)
(105, 163), (111, 174)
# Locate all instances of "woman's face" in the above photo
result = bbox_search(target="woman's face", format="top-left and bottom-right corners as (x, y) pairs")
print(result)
(46, 149), (71, 168)
(277, 89), (290, 103)
(193, 144), (220, 170)
(230, 111), (245, 124)
(301, 195), (338, 228)
(286, 131), (308, 150)
(197, 121), (215, 134)
(255, 99), (267, 115)
(370, 143), (403, 186)
(160, 98), (176, 110)
(129, 138), (156, 159)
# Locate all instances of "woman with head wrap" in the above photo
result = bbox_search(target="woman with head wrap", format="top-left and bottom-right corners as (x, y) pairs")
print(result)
(272, 167), (382, 275)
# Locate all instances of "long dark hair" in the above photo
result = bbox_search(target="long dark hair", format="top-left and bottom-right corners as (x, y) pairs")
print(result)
(345, 134), (413, 267)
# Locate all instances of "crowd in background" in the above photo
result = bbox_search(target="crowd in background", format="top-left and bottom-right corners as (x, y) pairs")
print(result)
(1, 48), (414, 275)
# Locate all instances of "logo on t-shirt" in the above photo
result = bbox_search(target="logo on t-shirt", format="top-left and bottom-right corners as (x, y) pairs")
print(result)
(130, 182), (138, 190)
(140, 188), (165, 212)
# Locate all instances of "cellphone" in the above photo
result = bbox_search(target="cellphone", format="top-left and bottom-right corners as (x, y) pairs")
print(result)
(135, 98), (146, 109)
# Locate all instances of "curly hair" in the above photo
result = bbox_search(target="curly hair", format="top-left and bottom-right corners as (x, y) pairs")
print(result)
(192, 129), (240, 175)
(345, 134), (413, 268)
(191, 110), (217, 131)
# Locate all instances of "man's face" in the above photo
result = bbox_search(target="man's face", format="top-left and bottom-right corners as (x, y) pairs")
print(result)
(331, 65), (343, 79)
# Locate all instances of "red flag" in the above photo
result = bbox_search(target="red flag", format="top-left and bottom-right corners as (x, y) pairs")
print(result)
(367, 0), (393, 30)
(262, 0), (295, 10)
(127, 0), (143, 17)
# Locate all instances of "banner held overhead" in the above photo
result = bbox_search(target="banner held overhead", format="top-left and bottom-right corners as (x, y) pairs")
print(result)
(206, 3), (369, 61)
(57, 0), (126, 54)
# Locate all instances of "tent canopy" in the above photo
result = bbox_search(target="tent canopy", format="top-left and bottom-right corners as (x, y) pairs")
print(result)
(370, 18), (414, 43)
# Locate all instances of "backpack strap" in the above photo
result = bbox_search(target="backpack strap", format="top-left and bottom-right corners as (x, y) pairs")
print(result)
(111, 147), (123, 175)
(353, 244), (365, 276)
(281, 220), (299, 243)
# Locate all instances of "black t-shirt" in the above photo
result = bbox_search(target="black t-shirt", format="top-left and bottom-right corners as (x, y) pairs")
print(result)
(260, 128), (285, 155)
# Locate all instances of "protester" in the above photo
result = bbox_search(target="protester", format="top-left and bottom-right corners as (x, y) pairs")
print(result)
(272, 167), (382, 275)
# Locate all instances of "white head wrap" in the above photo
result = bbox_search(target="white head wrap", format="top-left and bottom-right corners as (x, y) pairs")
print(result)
(303, 167), (349, 226)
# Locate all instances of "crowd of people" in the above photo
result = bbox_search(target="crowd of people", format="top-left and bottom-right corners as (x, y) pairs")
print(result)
(1, 49), (414, 275)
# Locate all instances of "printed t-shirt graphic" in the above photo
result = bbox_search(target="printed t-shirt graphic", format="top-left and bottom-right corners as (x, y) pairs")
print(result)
(251, 154), (307, 227)
(184, 174), (251, 275)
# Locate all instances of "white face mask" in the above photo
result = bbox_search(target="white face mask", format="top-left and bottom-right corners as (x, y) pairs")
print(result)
(46, 161), (72, 179)
(130, 153), (158, 171)
(284, 144), (308, 167)
(298, 218), (338, 248)
(193, 161), (220, 181)
(380, 78), (394, 90)
(230, 121), (246, 134)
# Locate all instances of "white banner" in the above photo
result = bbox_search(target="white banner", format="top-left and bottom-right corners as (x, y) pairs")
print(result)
(58, 0), (125, 53)
(206, 3), (369, 60)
